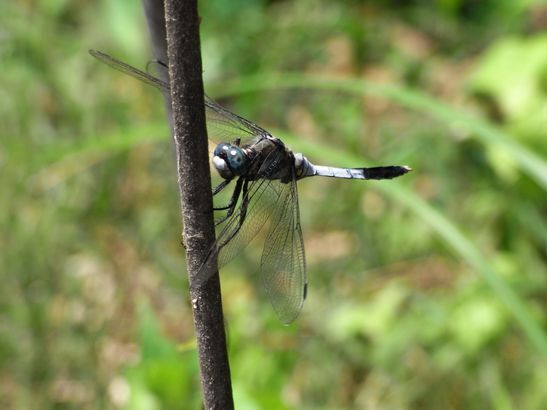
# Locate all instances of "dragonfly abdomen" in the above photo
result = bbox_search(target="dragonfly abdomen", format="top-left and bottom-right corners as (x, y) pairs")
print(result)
(295, 153), (411, 180)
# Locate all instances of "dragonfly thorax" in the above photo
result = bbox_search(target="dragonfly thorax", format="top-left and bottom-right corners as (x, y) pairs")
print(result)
(213, 142), (250, 179)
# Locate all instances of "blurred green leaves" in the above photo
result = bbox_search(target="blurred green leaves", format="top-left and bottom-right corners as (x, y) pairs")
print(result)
(470, 35), (547, 131)
(469, 33), (547, 185)
(3, 0), (547, 409)
(123, 304), (199, 410)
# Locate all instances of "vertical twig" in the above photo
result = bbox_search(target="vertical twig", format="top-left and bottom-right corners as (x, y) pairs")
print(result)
(143, 0), (234, 408)
(142, 0), (173, 126)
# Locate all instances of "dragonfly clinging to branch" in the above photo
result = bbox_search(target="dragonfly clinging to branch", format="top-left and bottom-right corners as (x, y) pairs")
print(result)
(89, 49), (411, 324)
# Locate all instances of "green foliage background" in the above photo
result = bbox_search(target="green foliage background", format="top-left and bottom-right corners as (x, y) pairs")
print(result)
(1, 0), (546, 409)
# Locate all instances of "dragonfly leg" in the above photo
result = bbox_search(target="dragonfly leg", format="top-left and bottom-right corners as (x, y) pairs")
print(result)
(218, 178), (249, 247)
(214, 178), (243, 225)
(212, 179), (231, 196)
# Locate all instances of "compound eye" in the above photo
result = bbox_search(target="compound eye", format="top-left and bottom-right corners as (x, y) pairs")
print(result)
(227, 147), (247, 172)
(213, 143), (231, 157)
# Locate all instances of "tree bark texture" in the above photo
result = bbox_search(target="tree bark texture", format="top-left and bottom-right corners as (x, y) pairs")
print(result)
(143, 0), (234, 408)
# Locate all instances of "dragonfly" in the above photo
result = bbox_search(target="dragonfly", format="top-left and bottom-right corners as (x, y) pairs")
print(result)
(89, 49), (411, 324)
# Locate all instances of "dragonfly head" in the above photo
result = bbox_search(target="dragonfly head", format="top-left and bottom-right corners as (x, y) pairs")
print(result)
(213, 142), (250, 179)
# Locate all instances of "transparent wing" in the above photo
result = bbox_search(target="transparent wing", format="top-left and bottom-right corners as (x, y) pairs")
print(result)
(216, 178), (282, 267)
(90, 49), (270, 148)
(89, 49), (170, 92)
(193, 149), (287, 287)
(205, 107), (263, 150)
(198, 163), (307, 325)
(205, 98), (271, 147)
(260, 169), (307, 324)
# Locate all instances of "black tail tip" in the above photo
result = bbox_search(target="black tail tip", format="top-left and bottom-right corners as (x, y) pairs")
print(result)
(393, 165), (412, 178)
(364, 165), (412, 179)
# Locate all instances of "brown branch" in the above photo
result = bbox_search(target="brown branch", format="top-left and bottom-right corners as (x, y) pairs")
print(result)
(142, 0), (234, 408)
